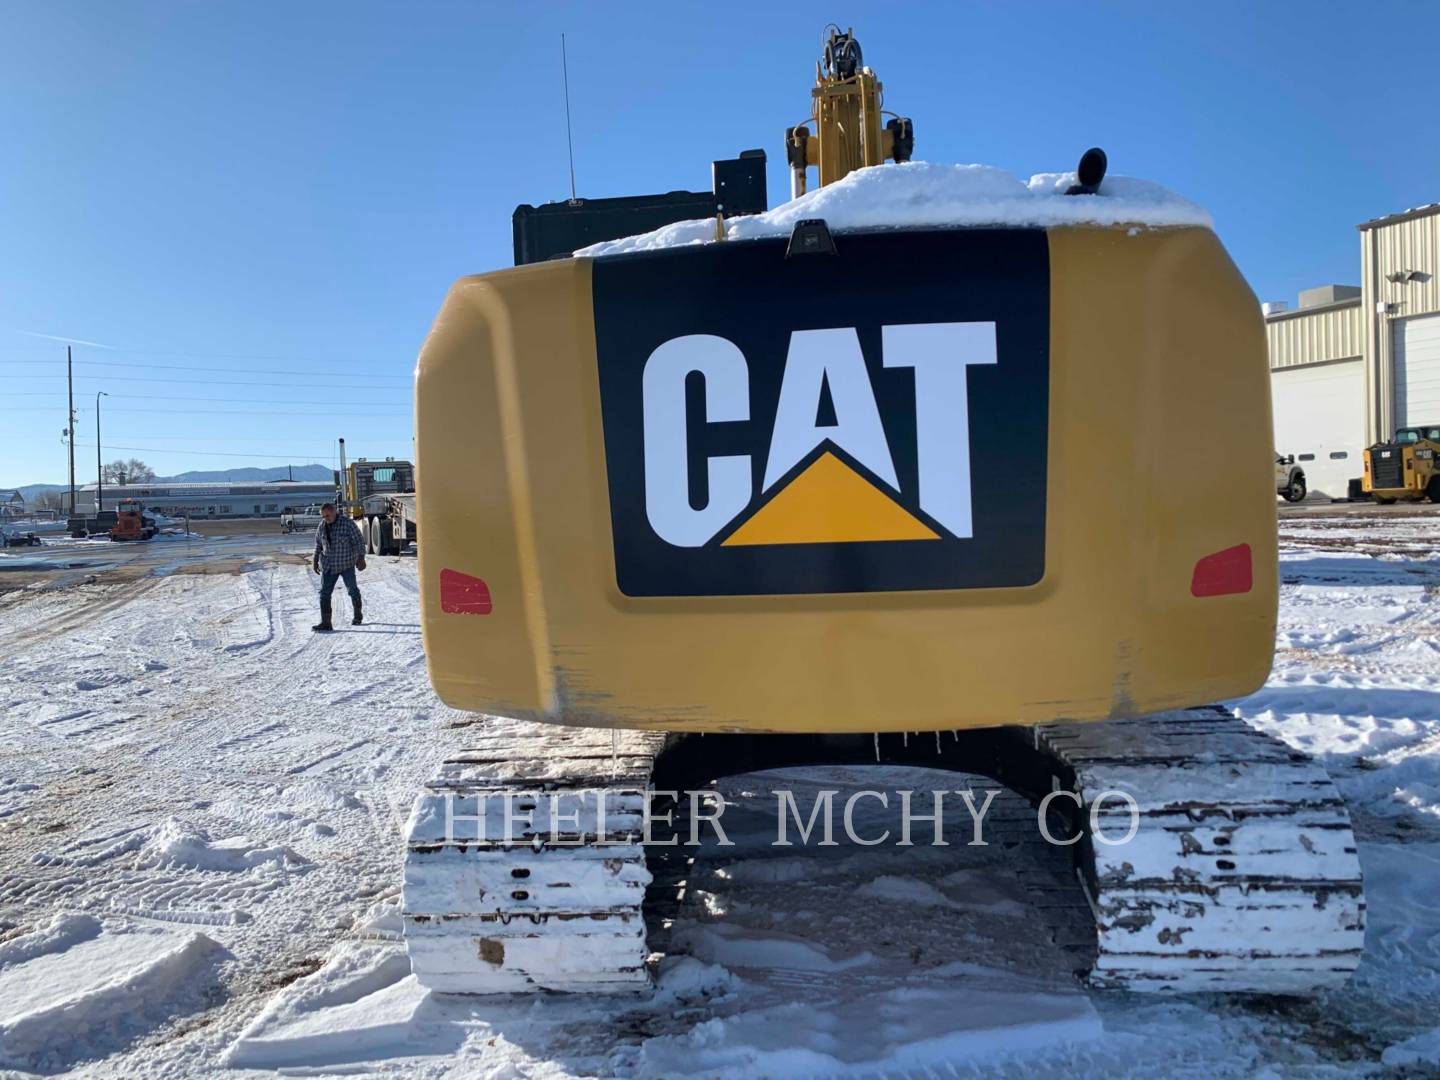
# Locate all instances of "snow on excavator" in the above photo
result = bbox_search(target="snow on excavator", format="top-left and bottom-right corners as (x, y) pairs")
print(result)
(402, 28), (1364, 997)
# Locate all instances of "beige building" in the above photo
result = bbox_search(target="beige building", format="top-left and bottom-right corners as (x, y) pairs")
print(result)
(1266, 203), (1440, 499)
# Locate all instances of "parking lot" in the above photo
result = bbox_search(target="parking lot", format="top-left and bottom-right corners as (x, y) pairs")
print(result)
(0, 518), (313, 592)
(1279, 497), (1440, 519)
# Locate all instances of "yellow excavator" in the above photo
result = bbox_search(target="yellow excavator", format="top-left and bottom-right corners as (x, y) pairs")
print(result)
(401, 28), (1363, 997)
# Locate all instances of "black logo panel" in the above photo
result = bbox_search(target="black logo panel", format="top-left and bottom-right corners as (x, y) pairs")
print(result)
(591, 229), (1049, 597)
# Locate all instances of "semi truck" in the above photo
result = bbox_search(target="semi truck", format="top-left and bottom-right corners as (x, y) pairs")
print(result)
(358, 491), (416, 556)
(336, 439), (417, 556)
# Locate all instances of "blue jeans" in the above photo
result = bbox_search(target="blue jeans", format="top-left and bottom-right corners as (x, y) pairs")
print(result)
(319, 567), (360, 612)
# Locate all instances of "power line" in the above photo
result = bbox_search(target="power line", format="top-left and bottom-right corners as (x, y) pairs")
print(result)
(6, 372), (410, 389)
(26, 434), (393, 443)
(5, 406), (412, 416)
(0, 357), (413, 379)
(0, 345), (412, 367)
(68, 442), (343, 460)
(8, 392), (413, 406)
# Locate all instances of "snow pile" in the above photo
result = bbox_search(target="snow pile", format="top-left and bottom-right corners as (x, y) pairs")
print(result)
(351, 898), (404, 940)
(0, 918), (229, 1072)
(278, 779), (363, 811)
(576, 160), (1212, 257)
(1384, 1026), (1440, 1068)
(0, 913), (102, 970)
(223, 943), (428, 1070)
(137, 818), (311, 872)
(651, 956), (742, 1005)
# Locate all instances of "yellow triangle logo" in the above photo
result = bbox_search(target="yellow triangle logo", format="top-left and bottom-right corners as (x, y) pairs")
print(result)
(721, 451), (941, 546)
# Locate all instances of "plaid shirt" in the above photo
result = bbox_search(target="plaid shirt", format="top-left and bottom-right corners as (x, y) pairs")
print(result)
(314, 516), (365, 572)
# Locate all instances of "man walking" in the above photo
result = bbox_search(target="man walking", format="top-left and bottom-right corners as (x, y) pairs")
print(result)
(313, 502), (365, 632)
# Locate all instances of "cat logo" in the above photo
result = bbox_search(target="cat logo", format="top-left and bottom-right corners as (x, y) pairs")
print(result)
(592, 229), (1050, 596)
(641, 324), (995, 547)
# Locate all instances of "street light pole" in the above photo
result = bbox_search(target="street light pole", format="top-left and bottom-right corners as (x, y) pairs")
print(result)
(67, 347), (76, 515)
(96, 391), (108, 514)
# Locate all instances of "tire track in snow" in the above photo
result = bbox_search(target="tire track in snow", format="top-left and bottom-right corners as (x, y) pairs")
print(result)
(0, 557), (470, 1066)
(0, 577), (165, 652)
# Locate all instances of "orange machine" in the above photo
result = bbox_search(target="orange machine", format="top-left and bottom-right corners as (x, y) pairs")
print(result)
(109, 499), (157, 542)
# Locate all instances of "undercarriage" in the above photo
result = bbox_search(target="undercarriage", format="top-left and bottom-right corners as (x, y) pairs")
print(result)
(402, 707), (1364, 996)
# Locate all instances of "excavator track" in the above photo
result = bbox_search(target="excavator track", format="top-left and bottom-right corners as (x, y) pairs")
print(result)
(403, 727), (666, 994)
(1037, 707), (1366, 994)
(402, 708), (1364, 996)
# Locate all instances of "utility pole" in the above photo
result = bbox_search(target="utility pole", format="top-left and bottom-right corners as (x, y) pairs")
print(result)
(66, 347), (77, 516)
(95, 391), (108, 513)
(562, 33), (578, 201)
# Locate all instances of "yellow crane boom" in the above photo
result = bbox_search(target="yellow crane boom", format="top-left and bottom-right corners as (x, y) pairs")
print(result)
(785, 26), (914, 196)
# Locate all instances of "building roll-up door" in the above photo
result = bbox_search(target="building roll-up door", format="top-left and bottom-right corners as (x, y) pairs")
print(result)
(1270, 358), (1365, 500)
(1395, 313), (1440, 430)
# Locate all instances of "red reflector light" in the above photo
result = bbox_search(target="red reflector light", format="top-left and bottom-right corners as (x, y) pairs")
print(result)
(1190, 544), (1252, 598)
(440, 569), (493, 615)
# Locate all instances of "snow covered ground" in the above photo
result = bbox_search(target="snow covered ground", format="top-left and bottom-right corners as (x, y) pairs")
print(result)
(1, 511), (1439, 1076)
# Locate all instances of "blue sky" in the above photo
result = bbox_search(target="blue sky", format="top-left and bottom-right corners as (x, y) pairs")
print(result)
(4, 1), (1437, 485)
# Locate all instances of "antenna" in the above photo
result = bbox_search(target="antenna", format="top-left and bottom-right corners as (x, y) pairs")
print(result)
(561, 33), (578, 201)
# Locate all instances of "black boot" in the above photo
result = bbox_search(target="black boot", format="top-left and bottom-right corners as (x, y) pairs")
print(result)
(312, 602), (333, 633)
(351, 597), (363, 626)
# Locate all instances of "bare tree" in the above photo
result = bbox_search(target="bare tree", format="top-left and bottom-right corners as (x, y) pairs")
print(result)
(102, 458), (156, 485)
(34, 489), (68, 512)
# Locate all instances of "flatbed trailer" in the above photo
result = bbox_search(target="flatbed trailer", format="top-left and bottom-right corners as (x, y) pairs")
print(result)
(360, 492), (416, 556)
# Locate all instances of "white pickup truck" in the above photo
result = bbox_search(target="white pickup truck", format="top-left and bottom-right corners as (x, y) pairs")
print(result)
(280, 507), (325, 533)
(1275, 454), (1307, 503)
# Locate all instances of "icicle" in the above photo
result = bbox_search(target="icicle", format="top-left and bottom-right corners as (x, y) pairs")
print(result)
(935, 731), (942, 753)
(611, 729), (618, 777)
(903, 731), (909, 747)
(873, 732), (881, 763)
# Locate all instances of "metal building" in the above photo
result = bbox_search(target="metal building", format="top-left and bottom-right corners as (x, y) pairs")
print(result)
(1266, 202), (1440, 499)
(72, 480), (336, 518)
(1267, 285), (1365, 498)
(1360, 205), (1440, 441)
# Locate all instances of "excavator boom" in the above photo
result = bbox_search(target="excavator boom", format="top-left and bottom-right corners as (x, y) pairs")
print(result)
(786, 26), (913, 196)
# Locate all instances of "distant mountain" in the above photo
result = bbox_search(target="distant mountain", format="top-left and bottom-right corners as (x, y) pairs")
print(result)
(11, 483), (65, 503)
(4, 465), (335, 501)
(160, 464), (335, 484)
